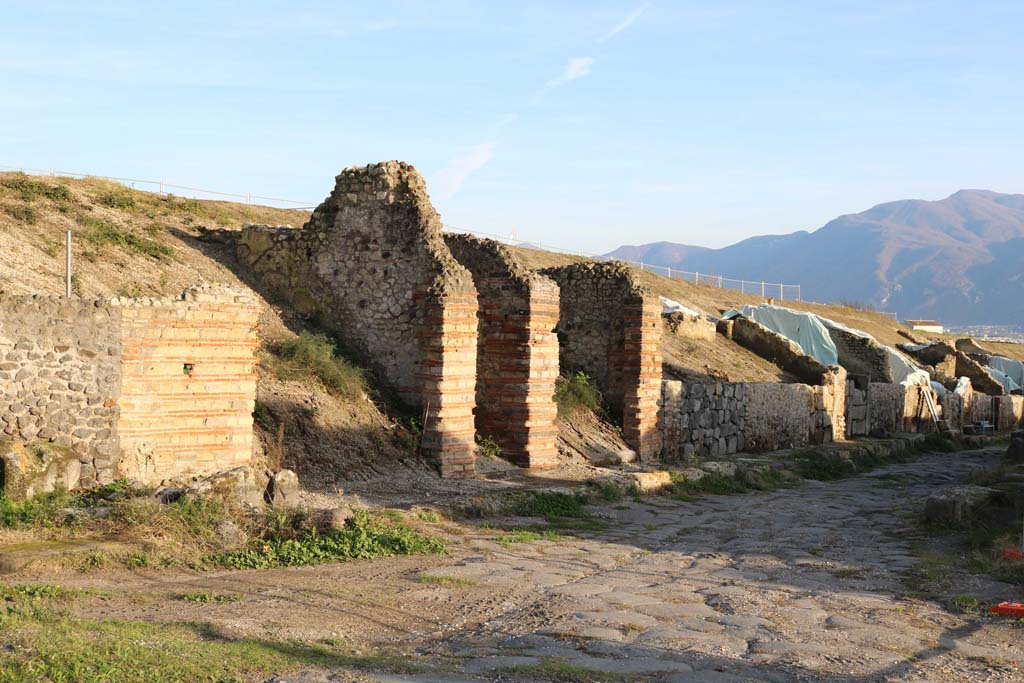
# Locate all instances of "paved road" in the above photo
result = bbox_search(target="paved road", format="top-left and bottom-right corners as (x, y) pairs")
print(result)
(276, 447), (1024, 682)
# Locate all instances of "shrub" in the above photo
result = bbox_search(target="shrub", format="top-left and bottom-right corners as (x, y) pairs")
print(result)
(272, 332), (368, 400)
(475, 434), (502, 459)
(98, 189), (136, 210)
(1, 203), (39, 224)
(554, 372), (603, 419)
(0, 174), (72, 203)
(81, 218), (173, 260)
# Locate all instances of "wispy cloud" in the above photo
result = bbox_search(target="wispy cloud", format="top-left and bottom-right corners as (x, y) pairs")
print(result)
(545, 57), (594, 88)
(599, 5), (648, 42)
(433, 143), (495, 200)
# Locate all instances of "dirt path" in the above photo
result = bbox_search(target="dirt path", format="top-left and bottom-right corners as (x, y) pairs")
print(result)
(59, 447), (1024, 682)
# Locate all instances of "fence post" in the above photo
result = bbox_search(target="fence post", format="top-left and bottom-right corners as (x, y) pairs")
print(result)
(761, 281), (765, 297)
(667, 266), (671, 278)
(64, 231), (72, 297)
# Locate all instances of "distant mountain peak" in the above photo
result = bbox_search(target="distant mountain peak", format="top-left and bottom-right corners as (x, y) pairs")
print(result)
(606, 189), (1024, 324)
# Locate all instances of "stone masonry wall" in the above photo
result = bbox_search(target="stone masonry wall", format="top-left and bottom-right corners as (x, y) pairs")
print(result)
(543, 263), (663, 460)
(444, 235), (560, 469)
(0, 296), (121, 486)
(869, 382), (904, 434)
(0, 286), (260, 490)
(117, 287), (260, 484)
(827, 327), (893, 383)
(238, 162), (479, 477)
(660, 380), (745, 458)
(661, 369), (845, 458)
(722, 316), (832, 386)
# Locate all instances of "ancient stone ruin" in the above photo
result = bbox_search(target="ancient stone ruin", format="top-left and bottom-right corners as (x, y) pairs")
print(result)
(239, 162), (479, 477)
(541, 263), (663, 460)
(0, 286), (259, 497)
(239, 162), (666, 475)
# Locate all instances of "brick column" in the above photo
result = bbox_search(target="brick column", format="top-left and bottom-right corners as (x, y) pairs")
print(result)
(621, 295), (663, 460)
(418, 290), (478, 478)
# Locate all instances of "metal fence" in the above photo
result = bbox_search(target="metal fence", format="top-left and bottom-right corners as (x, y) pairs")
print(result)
(444, 225), (804, 301)
(2, 163), (806, 301)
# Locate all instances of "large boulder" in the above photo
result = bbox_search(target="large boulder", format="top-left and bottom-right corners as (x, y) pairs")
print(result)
(924, 485), (999, 525)
(265, 469), (300, 507)
(1007, 430), (1024, 463)
(0, 439), (82, 501)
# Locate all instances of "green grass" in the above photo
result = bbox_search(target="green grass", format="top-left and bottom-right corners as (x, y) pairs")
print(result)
(592, 480), (626, 502)
(0, 584), (83, 602)
(80, 217), (173, 260)
(667, 470), (749, 497)
(181, 591), (242, 604)
(513, 491), (590, 520)
(209, 510), (446, 570)
(951, 595), (983, 614)
(554, 371), (603, 419)
(496, 529), (563, 545)
(0, 605), (424, 683)
(270, 332), (368, 401)
(417, 574), (477, 587)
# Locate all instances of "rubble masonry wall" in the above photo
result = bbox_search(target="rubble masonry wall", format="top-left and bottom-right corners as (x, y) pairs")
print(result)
(543, 263), (663, 460)
(238, 162), (479, 477)
(0, 287), (259, 489)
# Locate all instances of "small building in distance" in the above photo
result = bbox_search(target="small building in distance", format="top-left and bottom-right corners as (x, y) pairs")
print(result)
(906, 319), (945, 334)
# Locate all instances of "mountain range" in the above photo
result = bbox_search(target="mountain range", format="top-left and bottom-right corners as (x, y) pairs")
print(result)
(606, 190), (1024, 325)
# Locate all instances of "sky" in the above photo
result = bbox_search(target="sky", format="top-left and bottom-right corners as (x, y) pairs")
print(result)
(2, 1), (1023, 253)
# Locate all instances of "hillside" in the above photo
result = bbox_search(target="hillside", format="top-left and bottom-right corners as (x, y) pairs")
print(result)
(608, 189), (1024, 325)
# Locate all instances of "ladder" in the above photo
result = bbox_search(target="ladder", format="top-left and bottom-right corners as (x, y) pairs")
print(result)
(922, 387), (945, 432)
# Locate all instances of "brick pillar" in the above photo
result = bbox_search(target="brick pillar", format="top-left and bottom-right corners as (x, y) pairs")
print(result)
(621, 295), (663, 460)
(418, 290), (478, 478)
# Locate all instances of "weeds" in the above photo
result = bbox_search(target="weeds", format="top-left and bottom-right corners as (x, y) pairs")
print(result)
(209, 510), (446, 570)
(513, 492), (589, 520)
(667, 470), (749, 497)
(475, 433), (503, 459)
(269, 332), (368, 401)
(554, 372), (603, 419)
(592, 480), (625, 502)
(0, 174), (73, 203)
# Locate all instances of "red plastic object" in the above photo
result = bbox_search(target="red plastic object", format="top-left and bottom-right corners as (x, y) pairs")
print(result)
(991, 602), (1024, 617)
(1001, 548), (1024, 562)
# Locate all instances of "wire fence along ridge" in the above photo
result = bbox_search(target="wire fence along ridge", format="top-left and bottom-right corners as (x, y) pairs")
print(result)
(0, 164), (319, 208)
(3, 163), (804, 301)
(444, 225), (804, 301)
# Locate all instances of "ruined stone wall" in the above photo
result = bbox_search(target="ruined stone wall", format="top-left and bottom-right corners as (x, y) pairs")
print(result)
(0, 287), (260, 490)
(994, 395), (1024, 431)
(0, 296), (121, 486)
(827, 327), (892, 383)
(845, 384), (869, 437)
(869, 382), (905, 434)
(664, 311), (716, 341)
(443, 235), (560, 469)
(743, 383), (820, 451)
(660, 380), (745, 458)
(239, 162), (479, 477)
(543, 263), (662, 460)
(723, 316), (832, 386)
(117, 288), (260, 484)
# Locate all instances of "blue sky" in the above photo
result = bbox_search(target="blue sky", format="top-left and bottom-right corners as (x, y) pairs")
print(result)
(2, 2), (1022, 252)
